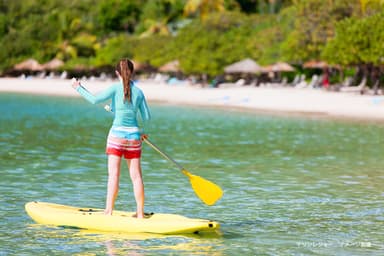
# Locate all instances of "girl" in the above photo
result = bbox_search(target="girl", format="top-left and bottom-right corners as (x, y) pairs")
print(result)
(72, 59), (151, 218)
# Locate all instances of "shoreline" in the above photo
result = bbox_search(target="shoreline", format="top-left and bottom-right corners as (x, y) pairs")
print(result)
(1, 77), (384, 123)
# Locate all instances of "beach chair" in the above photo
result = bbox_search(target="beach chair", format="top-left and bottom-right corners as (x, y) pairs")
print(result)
(294, 74), (307, 88)
(290, 74), (300, 86)
(342, 76), (353, 87)
(307, 75), (319, 88)
(340, 77), (366, 93)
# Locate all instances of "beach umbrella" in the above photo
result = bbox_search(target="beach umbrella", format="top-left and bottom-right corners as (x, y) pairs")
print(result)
(224, 58), (262, 74)
(132, 60), (154, 72)
(262, 62), (295, 73)
(42, 58), (64, 70)
(159, 60), (180, 73)
(132, 60), (144, 71)
(303, 60), (329, 69)
(303, 60), (342, 72)
(14, 58), (43, 71)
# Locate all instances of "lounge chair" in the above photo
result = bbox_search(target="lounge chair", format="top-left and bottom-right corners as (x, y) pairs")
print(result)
(295, 74), (307, 88)
(340, 77), (366, 93)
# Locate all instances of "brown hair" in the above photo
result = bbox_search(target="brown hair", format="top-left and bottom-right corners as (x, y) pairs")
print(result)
(115, 59), (134, 102)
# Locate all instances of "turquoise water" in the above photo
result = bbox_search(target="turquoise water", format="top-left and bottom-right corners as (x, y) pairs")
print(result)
(1, 93), (383, 255)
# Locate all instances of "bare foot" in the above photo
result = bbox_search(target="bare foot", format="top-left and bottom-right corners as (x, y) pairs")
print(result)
(104, 209), (112, 216)
(132, 213), (144, 219)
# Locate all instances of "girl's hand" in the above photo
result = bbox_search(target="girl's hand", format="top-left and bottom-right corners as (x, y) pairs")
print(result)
(71, 78), (81, 89)
(141, 134), (148, 141)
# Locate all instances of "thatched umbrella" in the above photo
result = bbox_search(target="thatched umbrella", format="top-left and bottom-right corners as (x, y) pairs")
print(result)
(303, 60), (342, 71)
(224, 58), (262, 74)
(159, 60), (180, 73)
(14, 58), (43, 71)
(42, 58), (64, 70)
(303, 60), (329, 69)
(263, 62), (295, 73)
(132, 60), (155, 73)
(132, 60), (144, 71)
(261, 62), (296, 83)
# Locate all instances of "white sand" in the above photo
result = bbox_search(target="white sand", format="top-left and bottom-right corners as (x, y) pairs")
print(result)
(1, 77), (384, 122)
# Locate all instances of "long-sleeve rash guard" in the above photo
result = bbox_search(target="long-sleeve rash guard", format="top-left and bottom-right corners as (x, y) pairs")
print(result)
(76, 81), (151, 131)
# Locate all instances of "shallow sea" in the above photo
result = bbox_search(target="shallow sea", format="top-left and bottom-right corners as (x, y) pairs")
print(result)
(0, 93), (383, 255)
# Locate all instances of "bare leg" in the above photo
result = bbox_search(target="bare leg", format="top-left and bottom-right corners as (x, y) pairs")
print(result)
(127, 158), (144, 218)
(105, 154), (121, 215)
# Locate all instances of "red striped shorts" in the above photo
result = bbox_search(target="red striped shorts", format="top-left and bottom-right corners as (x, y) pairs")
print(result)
(106, 135), (142, 159)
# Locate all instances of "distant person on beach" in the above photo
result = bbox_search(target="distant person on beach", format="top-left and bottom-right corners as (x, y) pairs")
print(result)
(71, 59), (151, 218)
(322, 69), (330, 89)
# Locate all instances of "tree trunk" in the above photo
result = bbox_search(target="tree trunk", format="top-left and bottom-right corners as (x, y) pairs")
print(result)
(372, 66), (380, 95)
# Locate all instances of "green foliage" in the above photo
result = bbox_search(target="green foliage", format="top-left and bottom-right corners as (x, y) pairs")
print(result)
(93, 34), (136, 67)
(133, 36), (174, 67)
(246, 8), (294, 64)
(360, 0), (384, 16)
(0, 0), (101, 71)
(0, 13), (7, 37)
(160, 10), (294, 75)
(281, 0), (357, 62)
(93, 33), (173, 69)
(168, 12), (255, 75)
(136, 0), (185, 36)
(63, 57), (94, 71)
(71, 33), (99, 57)
(0, 0), (383, 78)
(98, 0), (142, 33)
(142, 0), (185, 23)
(322, 11), (384, 66)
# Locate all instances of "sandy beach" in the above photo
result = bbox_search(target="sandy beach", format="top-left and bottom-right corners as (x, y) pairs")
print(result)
(1, 77), (384, 122)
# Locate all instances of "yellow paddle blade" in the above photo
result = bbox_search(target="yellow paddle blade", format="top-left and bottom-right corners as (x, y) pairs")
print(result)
(182, 170), (223, 206)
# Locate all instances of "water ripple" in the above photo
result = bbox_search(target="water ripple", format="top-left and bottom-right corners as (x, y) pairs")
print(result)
(1, 95), (384, 255)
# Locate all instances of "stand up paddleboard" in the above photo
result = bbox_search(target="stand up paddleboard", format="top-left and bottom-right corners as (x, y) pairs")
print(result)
(25, 201), (219, 235)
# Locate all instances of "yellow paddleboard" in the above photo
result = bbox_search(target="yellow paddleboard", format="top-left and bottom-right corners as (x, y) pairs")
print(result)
(25, 201), (220, 235)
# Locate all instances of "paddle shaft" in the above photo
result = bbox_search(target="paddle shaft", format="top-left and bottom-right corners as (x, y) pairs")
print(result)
(143, 138), (185, 172)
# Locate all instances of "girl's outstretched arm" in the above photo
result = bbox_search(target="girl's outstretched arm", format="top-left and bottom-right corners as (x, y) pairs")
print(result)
(72, 78), (115, 104)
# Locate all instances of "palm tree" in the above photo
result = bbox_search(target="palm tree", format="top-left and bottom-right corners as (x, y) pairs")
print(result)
(359, 0), (384, 15)
(259, 0), (291, 14)
(184, 0), (225, 20)
(139, 19), (170, 37)
(139, 0), (183, 37)
(268, 0), (277, 13)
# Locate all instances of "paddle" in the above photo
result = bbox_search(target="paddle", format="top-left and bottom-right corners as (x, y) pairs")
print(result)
(143, 138), (223, 206)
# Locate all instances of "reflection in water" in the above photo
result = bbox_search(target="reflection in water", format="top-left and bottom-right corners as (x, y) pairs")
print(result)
(105, 240), (142, 256)
(25, 224), (223, 255)
(84, 230), (223, 256)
